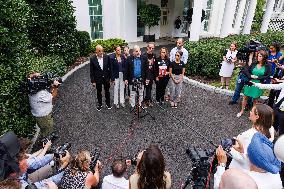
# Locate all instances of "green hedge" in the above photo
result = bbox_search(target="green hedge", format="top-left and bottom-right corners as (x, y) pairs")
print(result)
(184, 31), (284, 79)
(26, 0), (80, 66)
(75, 30), (91, 57)
(90, 38), (128, 53)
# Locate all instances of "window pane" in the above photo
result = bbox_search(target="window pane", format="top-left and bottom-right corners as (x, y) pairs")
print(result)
(89, 0), (103, 40)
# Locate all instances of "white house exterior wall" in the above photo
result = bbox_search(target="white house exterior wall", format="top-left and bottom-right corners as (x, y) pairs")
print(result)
(72, 0), (280, 42)
(72, 0), (90, 35)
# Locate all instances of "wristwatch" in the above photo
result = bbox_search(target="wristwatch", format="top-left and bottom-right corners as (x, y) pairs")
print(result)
(219, 163), (226, 167)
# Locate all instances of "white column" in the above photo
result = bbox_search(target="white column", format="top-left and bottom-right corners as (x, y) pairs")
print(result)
(72, 0), (91, 34)
(220, 0), (238, 38)
(260, 0), (276, 33)
(280, 0), (284, 11)
(233, 0), (247, 34)
(242, 0), (257, 34)
(189, 0), (204, 41)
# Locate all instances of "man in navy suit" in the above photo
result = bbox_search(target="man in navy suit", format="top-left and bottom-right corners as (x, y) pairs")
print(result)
(90, 45), (112, 111)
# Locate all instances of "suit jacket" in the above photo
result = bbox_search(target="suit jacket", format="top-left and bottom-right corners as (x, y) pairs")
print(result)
(125, 55), (146, 85)
(110, 53), (127, 81)
(90, 54), (111, 83)
(141, 52), (157, 81)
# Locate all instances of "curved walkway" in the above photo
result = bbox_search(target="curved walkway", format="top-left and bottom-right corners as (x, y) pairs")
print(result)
(53, 64), (250, 188)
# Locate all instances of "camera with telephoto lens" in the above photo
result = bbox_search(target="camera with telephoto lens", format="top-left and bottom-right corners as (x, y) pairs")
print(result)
(220, 138), (236, 151)
(181, 146), (215, 189)
(89, 148), (100, 172)
(132, 78), (143, 92)
(41, 132), (59, 144)
(19, 72), (63, 95)
(53, 143), (71, 158)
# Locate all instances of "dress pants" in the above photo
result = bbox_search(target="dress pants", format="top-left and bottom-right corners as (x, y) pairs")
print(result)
(96, 79), (110, 106)
(114, 72), (125, 105)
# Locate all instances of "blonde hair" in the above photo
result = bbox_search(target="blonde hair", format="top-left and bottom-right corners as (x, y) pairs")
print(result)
(70, 150), (91, 175)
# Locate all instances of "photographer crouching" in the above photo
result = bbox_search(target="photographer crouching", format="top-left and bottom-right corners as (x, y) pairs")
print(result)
(27, 72), (62, 139)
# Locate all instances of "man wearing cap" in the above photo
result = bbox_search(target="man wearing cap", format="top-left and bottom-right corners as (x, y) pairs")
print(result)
(214, 132), (282, 189)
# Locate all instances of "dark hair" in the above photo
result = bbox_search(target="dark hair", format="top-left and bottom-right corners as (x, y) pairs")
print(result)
(258, 50), (268, 64)
(0, 179), (21, 189)
(176, 50), (183, 57)
(254, 103), (273, 139)
(159, 47), (169, 60)
(137, 145), (166, 189)
(111, 158), (127, 177)
(270, 42), (280, 52)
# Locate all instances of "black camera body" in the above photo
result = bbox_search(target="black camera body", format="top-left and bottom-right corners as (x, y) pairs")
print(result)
(89, 148), (100, 172)
(182, 146), (215, 189)
(41, 132), (59, 144)
(53, 143), (71, 158)
(20, 73), (62, 95)
(220, 138), (236, 151)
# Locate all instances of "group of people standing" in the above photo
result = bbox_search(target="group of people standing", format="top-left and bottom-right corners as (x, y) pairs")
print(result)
(219, 41), (284, 137)
(90, 38), (188, 110)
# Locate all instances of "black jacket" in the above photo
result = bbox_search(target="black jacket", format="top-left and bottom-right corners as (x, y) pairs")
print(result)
(90, 54), (111, 83)
(110, 54), (127, 81)
(244, 62), (272, 83)
(125, 55), (146, 85)
(141, 53), (157, 81)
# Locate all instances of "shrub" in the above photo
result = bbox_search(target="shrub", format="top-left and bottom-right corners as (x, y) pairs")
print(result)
(90, 38), (128, 53)
(184, 31), (284, 79)
(0, 0), (35, 137)
(75, 30), (91, 57)
(252, 0), (266, 32)
(26, 0), (80, 66)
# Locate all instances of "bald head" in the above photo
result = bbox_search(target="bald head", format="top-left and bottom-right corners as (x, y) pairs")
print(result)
(219, 169), (258, 189)
(177, 38), (184, 48)
(96, 45), (103, 58)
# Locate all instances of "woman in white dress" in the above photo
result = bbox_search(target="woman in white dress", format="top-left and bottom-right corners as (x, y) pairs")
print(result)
(219, 42), (238, 89)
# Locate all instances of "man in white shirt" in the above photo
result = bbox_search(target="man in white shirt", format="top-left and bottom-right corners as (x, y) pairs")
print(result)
(214, 132), (282, 189)
(102, 158), (128, 189)
(170, 38), (189, 64)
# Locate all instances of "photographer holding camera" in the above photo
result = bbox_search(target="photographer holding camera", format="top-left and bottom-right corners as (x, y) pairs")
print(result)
(214, 132), (282, 189)
(28, 72), (60, 139)
(13, 150), (70, 189)
(102, 158), (130, 189)
(219, 42), (238, 90)
(59, 150), (102, 189)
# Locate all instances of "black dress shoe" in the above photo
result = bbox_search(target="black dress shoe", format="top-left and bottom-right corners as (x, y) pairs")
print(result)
(97, 105), (102, 111)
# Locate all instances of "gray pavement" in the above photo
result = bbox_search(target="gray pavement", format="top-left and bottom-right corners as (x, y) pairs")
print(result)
(53, 63), (251, 188)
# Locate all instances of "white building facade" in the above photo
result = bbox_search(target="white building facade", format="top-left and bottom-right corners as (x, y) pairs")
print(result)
(72, 0), (284, 42)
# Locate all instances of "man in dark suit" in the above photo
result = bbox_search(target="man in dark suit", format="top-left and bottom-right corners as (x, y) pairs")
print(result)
(125, 45), (145, 108)
(90, 45), (112, 111)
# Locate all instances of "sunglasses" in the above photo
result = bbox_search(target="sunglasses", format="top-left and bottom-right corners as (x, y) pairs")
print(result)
(175, 54), (180, 57)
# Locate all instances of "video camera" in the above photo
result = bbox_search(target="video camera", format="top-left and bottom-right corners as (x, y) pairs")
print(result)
(20, 72), (63, 95)
(237, 40), (266, 61)
(89, 148), (100, 172)
(181, 146), (215, 189)
(132, 78), (143, 92)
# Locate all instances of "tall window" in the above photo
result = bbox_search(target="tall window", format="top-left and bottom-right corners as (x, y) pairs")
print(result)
(203, 0), (213, 31)
(89, 0), (103, 40)
(232, 0), (242, 28)
(137, 0), (146, 37)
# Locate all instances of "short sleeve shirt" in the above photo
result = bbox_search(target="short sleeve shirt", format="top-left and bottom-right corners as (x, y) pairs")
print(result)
(170, 61), (185, 75)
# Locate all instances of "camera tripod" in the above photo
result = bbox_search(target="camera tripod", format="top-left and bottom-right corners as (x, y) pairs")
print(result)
(130, 83), (155, 121)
